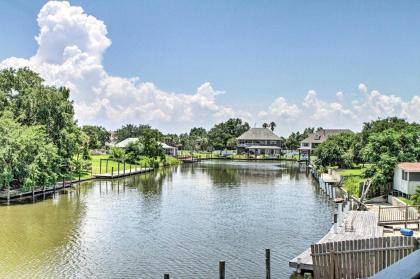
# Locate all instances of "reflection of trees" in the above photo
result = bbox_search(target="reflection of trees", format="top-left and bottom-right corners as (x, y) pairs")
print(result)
(0, 195), (85, 275)
(191, 160), (311, 187)
(116, 167), (174, 194)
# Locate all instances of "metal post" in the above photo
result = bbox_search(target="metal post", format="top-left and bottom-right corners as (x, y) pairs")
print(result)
(266, 249), (271, 279)
(219, 261), (225, 279)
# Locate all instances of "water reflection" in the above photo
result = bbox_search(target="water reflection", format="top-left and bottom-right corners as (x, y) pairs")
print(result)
(0, 160), (334, 278)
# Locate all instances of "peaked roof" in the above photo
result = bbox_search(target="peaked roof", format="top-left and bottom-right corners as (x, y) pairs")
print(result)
(115, 137), (139, 148)
(237, 128), (281, 140)
(301, 129), (353, 143)
(398, 162), (420, 172)
(115, 138), (175, 149)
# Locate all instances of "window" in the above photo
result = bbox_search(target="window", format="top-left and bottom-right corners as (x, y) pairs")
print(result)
(409, 172), (420, 181)
(302, 143), (309, 147)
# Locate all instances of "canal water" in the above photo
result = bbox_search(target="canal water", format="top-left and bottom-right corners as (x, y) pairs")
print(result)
(0, 160), (335, 278)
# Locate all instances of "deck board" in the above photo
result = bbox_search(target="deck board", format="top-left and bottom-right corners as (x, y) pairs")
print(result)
(289, 211), (383, 271)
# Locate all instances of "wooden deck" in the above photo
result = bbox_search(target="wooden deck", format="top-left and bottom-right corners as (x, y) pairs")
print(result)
(95, 167), (154, 179)
(289, 210), (383, 271)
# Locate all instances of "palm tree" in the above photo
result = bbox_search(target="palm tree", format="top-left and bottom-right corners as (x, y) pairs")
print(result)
(269, 122), (276, 131)
(262, 123), (269, 129)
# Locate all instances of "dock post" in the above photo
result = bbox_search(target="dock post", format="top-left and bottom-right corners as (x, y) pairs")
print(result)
(265, 249), (271, 279)
(337, 203), (342, 226)
(63, 177), (65, 189)
(118, 162), (120, 176)
(99, 159), (102, 174)
(333, 213), (338, 233)
(405, 205), (408, 228)
(106, 159), (109, 174)
(164, 274), (170, 279)
(7, 183), (10, 205)
(219, 261), (225, 279)
(32, 186), (35, 201)
(123, 161), (126, 175)
(111, 167), (114, 178)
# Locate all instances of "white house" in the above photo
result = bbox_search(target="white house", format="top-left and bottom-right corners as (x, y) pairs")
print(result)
(393, 162), (420, 197)
(114, 137), (177, 156)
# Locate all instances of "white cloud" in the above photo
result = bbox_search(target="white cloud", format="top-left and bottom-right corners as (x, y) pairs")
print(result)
(0, 1), (238, 132)
(358, 83), (368, 93)
(1, 1), (419, 135)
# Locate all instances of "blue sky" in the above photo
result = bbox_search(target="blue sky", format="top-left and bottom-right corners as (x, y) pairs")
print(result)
(1, 1), (419, 134)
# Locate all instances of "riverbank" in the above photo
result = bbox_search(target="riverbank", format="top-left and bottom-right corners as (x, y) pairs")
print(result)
(0, 154), (181, 204)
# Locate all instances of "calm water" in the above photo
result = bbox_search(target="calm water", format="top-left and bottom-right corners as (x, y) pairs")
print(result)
(0, 160), (334, 278)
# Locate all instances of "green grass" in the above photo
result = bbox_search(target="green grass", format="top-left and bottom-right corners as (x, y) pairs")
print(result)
(396, 196), (415, 205)
(342, 176), (364, 197)
(336, 166), (369, 198)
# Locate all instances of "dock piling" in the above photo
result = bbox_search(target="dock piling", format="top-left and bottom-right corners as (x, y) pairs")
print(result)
(164, 273), (170, 279)
(219, 261), (225, 279)
(266, 249), (271, 279)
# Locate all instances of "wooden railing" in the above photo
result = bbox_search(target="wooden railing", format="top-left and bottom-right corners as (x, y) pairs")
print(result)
(311, 236), (418, 279)
(378, 205), (420, 227)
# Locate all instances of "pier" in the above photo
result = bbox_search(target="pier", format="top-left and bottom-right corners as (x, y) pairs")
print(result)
(95, 167), (154, 179)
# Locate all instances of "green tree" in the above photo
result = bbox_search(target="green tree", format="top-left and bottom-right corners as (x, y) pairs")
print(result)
(315, 133), (357, 168)
(0, 114), (59, 191)
(0, 68), (79, 168)
(82, 125), (110, 149)
(269, 121), (276, 131)
(208, 118), (250, 150)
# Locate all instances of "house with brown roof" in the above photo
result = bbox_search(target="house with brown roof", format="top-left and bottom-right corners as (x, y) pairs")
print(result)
(393, 162), (420, 197)
(298, 129), (353, 160)
(236, 128), (282, 155)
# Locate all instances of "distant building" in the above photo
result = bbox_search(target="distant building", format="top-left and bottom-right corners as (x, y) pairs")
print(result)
(236, 128), (282, 155)
(393, 162), (420, 197)
(114, 137), (177, 156)
(298, 129), (353, 160)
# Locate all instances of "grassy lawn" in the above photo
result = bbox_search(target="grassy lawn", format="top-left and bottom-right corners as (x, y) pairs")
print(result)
(336, 166), (369, 198)
(70, 154), (181, 180)
(396, 196), (415, 205)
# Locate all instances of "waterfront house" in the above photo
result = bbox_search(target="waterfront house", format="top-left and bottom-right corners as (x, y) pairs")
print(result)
(115, 137), (178, 156)
(393, 162), (420, 197)
(298, 129), (352, 160)
(236, 128), (282, 155)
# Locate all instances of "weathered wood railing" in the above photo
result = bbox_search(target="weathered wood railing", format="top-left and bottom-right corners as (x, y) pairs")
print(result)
(378, 205), (420, 228)
(311, 236), (419, 279)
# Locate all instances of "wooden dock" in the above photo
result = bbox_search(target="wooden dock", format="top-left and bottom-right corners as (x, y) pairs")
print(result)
(289, 210), (384, 271)
(95, 167), (154, 179)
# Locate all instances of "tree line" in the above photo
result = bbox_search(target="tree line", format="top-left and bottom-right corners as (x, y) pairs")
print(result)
(314, 117), (420, 191)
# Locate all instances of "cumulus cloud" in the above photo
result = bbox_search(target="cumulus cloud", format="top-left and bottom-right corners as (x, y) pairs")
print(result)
(358, 83), (368, 93)
(0, 1), (238, 132)
(1, 1), (419, 135)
